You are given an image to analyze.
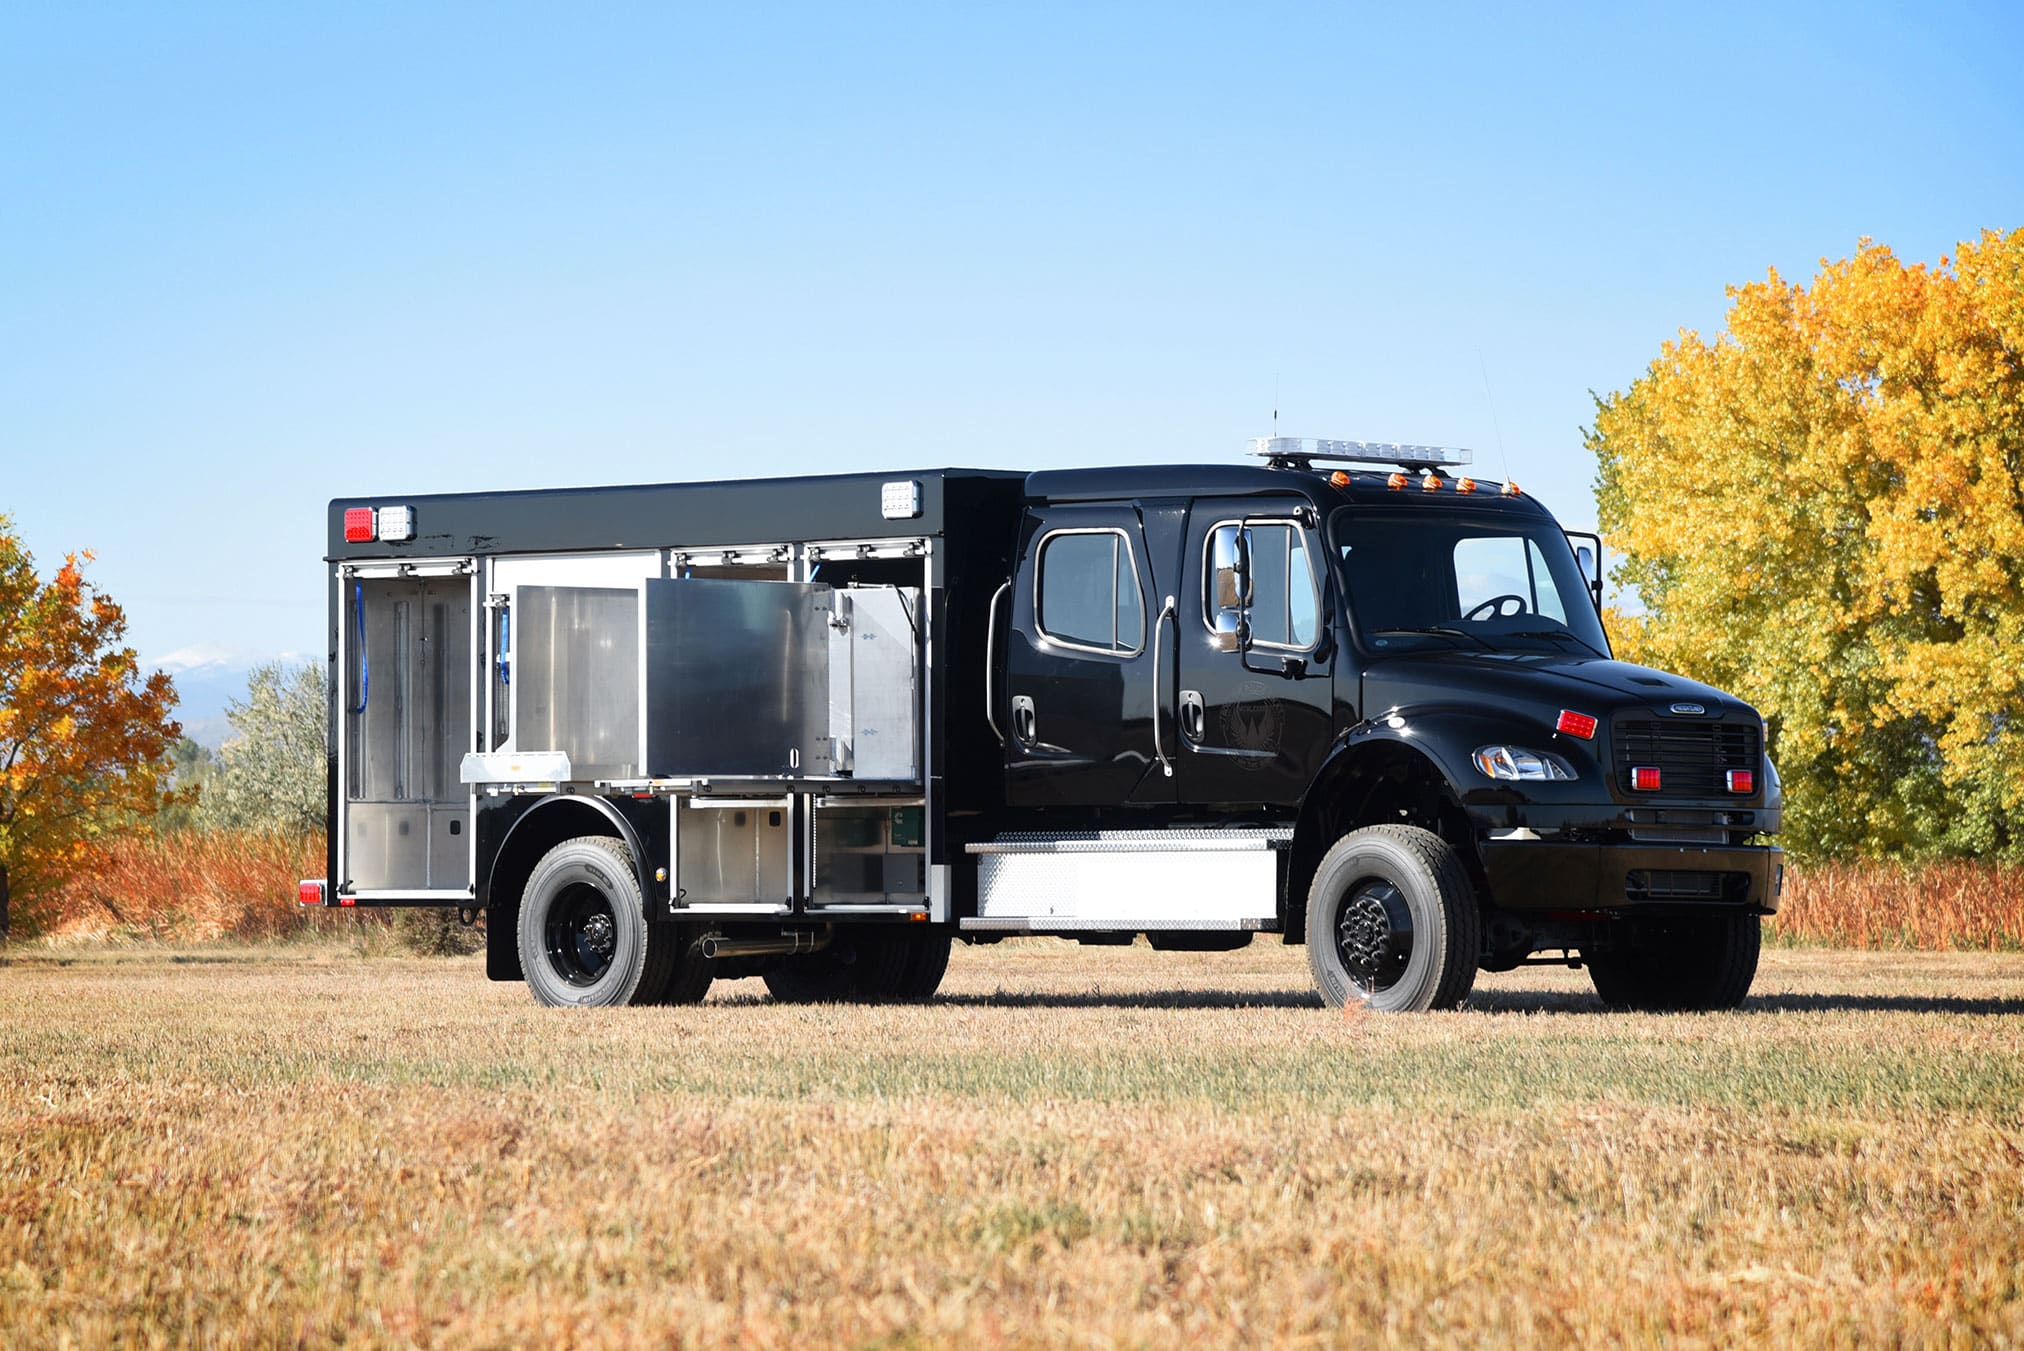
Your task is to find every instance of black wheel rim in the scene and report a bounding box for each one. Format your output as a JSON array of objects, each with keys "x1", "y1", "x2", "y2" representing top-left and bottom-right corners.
[
  {"x1": 1335, "y1": 879, "x2": 1414, "y2": 996},
  {"x1": 544, "y1": 881, "x2": 618, "y2": 986}
]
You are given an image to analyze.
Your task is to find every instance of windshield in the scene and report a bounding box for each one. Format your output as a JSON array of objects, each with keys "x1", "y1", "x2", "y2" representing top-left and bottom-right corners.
[{"x1": 1329, "y1": 509, "x2": 1612, "y2": 658}]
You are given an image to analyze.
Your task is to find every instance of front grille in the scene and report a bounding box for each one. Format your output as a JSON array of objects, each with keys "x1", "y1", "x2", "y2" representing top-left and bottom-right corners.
[
  {"x1": 1625, "y1": 869, "x2": 1752, "y2": 903},
  {"x1": 1613, "y1": 718, "x2": 1760, "y2": 797}
]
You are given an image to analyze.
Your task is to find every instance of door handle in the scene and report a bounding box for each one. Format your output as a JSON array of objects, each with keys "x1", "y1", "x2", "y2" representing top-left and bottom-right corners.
[
  {"x1": 1181, "y1": 689, "x2": 1205, "y2": 742},
  {"x1": 1011, "y1": 694, "x2": 1037, "y2": 744}
]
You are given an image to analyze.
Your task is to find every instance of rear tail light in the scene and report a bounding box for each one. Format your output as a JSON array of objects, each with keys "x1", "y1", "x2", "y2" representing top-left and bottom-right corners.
[
  {"x1": 1556, "y1": 709, "x2": 1598, "y2": 740},
  {"x1": 297, "y1": 879, "x2": 326, "y2": 907},
  {"x1": 343, "y1": 508, "x2": 376, "y2": 542},
  {"x1": 1631, "y1": 767, "x2": 1662, "y2": 792},
  {"x1": 1727, "y1": 769, "x2": 1755, "y2": 794}
]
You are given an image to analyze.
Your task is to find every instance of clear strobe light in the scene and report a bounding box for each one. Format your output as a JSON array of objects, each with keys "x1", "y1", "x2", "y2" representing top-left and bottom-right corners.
[
  {"x1": 881, "y1": 480, "x2": 923, "y2": 519},
  {"x1": 1247, "y1": 437, "x2": 1474, "y2": 469}
]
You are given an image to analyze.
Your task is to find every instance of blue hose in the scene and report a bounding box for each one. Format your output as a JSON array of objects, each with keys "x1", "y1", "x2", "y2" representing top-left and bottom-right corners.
[{"x1": 350, "y1": 582, "x2": 368, "y2": 714}]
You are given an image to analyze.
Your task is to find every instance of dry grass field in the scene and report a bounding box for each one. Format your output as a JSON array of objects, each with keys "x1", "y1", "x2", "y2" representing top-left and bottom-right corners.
[{"x1": 2, "y1": 942, "x2": 2021, "y2": 1347}]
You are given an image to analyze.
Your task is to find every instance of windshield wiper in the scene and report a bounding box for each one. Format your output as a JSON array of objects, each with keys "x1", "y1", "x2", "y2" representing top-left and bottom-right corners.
[
  {"x1": 1505, "y1": 629, "x2": 1608, "y2": 659},
  {"x1": 1374, "y1": 626, "x2": 1496, "y2": 651}
]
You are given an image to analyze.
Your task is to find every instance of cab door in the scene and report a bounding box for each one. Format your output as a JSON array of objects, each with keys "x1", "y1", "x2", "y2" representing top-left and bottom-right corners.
[
  {"x1": 1174, "y1": 498, "x2": 1335, "y2": 806},
  {"x1": 1002, "y1": 504, "x2": 1178, "y2": 807}
]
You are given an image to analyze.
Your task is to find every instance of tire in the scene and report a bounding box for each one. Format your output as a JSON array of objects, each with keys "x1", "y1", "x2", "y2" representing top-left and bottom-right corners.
[
  {"x1": 1585, "y1": 913, "x2": 1760, "y2": 1011},
  {"x1": 1305, "y1": 825, "x2": 1480, "y2": 1012},
  {"x1": 889, "y1": 931, "x2": 952, "y2": 1000},
  {"x1": 641, "y1": 925, "x2": 716, "y2": 1006},
  {"x1": 517, "y1": 836, "x2": 676, "y2": 1008},
  {"x1": 761, "y1": 929, "x2": 950, "y2": 1003}
]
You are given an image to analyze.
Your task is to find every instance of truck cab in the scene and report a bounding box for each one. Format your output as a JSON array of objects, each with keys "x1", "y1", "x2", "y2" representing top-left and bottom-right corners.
[
  {"x1": 308, "y1": 440, "x2": 1781, "y2": 1012},
  {"x1": 985, "y1": 442, "x2": 1780, "y2": 1010}
]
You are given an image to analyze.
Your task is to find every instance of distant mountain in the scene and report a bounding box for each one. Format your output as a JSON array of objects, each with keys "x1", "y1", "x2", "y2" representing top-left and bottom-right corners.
[{"x1": 152, "y1": 645, "x2": 317, "y2": 750}]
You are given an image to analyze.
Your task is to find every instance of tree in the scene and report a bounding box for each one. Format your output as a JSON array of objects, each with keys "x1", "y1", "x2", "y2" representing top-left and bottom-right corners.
[
  {"x1": 200, "y1": 662, "x2": 327, "y2": 833},
  {"x1": 1590, "y1": 229, "x2": 2024, "y2": 861},
  {"x1": 0, "y1": 520, "x2": 180, "y2": 935}
]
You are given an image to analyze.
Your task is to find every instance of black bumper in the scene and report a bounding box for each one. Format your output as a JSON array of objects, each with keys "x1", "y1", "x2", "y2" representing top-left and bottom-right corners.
[{"x1": 1481, "y1": 839, "x2": 1784, "y2": 914}]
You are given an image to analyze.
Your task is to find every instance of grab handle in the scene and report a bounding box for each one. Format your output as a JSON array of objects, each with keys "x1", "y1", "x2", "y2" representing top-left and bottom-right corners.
[
  {"x1": 983, "y1": 581, "x2": 1010, "y2": 744},
  {"x1": 1151, "y1": 595, "x2": 1175, "y2": 778}
]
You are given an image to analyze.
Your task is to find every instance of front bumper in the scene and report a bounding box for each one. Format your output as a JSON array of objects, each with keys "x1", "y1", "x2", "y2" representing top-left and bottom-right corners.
[{"x1": 1481, "y1": 839, "x2": 1784, "y2": 914}]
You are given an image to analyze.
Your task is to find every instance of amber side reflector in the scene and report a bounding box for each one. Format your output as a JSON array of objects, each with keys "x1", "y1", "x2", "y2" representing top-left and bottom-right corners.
[{"x1": 1556, "y1": 709, "x2": 1598, "y2": 739}]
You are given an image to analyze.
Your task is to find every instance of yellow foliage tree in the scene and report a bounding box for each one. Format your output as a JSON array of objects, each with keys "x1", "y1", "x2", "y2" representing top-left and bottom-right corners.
[
  {"x1": 0, "y1": 518, "x2": 182, "y2": 934},
  {"x1": 1591, "y1": 230, "x2": 2024, "y2": 860}
]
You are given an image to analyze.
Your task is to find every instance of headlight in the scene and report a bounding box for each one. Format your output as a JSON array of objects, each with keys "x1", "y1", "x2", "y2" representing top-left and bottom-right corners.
[{"x1": 1472, "y1": 746, "x2": 1576, "y2": 781}]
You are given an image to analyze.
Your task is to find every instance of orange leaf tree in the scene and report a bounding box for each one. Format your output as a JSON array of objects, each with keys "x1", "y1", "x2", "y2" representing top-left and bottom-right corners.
[
  {"x1": 1590, "y1": 230, "x2": 2024, "y2": 861},
  {"x1": 0, "y1": 517, "x2": 181, "y2": 934}
]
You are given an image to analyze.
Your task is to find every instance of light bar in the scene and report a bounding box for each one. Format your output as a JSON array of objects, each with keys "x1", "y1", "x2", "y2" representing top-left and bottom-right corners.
[{"x1": 1247, "y1": 436, "x2": 1474, "y2": 470}]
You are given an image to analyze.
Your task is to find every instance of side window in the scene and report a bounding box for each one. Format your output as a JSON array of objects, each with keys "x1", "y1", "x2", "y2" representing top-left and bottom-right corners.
[
  {"x1": 1215, "y1": 522, "x2": 1320, "y2": 649},
  {"x1": 1037, "y1": 530, "x2": 1144, "y2": 654}
]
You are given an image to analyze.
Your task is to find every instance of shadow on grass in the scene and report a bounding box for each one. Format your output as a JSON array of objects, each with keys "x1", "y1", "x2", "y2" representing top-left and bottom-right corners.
[
  {"x1": 1744, "y1": 992, "x2": 2024, "y2": 1016},
  {"x1": 712, "y1": 986, "x2": 2024, "y2": 1016},
  {"x1": 933, "y1": 988, "x2": 1327, "y2": 1010}
]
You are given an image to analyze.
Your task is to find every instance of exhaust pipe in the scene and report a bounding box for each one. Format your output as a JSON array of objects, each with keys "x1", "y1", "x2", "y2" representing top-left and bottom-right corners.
[{"x1": 700, "y1": 929, "x2": 832, "y2": 961}]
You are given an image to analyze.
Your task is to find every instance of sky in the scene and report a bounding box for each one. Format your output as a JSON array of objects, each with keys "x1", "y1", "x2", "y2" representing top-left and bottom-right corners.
[{"x1": 3, "y1": 1, "x2": 2021, "y2": 712}]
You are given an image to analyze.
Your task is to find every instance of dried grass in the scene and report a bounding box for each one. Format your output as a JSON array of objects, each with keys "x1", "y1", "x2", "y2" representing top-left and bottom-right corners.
[
  {"x1": 0, "y1": 945, "x2": 2019, "y2": 1346},
  {"x1": 1774, "y1": 860, "x2": 2024, "y2": 951},
  {"x1": 31, "y1": 828, "x2": 371, "y2": 945}
]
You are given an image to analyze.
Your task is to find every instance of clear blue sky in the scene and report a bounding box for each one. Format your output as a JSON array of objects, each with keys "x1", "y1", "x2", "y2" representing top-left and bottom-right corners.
[{"x1": 3, "y1": 2, "x2": 2020, "y2": 692}]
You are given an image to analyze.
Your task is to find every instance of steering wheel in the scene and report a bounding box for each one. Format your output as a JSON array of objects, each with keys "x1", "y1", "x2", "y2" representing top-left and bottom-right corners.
[{"x1": 1462, "y1": 593, "x2": 1528, "y2": 622}]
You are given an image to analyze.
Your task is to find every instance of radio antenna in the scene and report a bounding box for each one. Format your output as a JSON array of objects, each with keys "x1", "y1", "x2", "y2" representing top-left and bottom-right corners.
[{"x1": 1475, "y1": 347, "x2": 1512, "y2": 483}]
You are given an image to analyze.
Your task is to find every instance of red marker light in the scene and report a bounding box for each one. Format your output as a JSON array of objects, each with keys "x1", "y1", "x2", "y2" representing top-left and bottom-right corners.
[
  {"x1": 297, "y1": 879, "x2": 325, "y2": 907},
  {"x1": 343, "y1": 507, "x2": 376, "y2": 542},
  {"x1": 1631, "y1": 766, "x2": 1662, "y2": 792},
  {"x1": 1556, "y1": 709, "x2": 1598, "y2": 740},
  {"x1": 1727, "y1": 769, "x2": 1755, "y2": 794}
]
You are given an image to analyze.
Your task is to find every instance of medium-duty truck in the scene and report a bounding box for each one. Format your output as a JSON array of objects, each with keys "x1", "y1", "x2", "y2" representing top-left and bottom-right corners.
[{"x1": 301, "y1": 439, "x2": 1783, "y2": 1012}]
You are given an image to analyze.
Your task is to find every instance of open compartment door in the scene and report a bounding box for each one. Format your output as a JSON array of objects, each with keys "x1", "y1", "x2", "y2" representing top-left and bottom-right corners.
[{"x1": 338, "y1": 563, "x2": 476, "y2": 895}]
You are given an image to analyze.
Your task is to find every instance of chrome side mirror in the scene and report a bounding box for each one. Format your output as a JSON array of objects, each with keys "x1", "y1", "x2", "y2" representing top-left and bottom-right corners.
[
  {"x1": 1209, "y1": 608, "x2": 1247, "y2": 654},
  {"x1": 1211, "y1": 524, "x2": 1251, "y2": 610}
]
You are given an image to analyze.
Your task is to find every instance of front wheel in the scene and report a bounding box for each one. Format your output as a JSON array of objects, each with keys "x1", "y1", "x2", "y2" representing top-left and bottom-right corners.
[
  {"x1": 1585, "y1": 914, "x2": 1760, "y2": 1011},
  {"x1": 1305, "y1": 825, "x2": 1480, "y2": 1012}
]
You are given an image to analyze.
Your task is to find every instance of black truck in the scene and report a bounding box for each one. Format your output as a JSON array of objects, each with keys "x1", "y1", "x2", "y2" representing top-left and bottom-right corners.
[{"x1": 303, "y1": 439, "x2": 1782, "y2": 1012}]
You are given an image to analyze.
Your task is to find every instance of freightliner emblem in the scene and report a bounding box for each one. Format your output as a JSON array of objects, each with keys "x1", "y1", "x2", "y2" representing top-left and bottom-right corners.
[{"x1": 1669, "y1": 702, "x2": 1707, "y2": 716}]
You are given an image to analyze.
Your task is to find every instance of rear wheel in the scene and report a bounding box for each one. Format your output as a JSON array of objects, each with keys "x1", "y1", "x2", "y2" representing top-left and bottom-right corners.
[
  {"x1": 517, "y1": 836, "x2": 676, "y2": 1007},
  {"x1": 641, "y1": 925, "x2": 716, "y2": 1006},
  {"x1": 762, "y1": 929, "x2": 951, "y2": 1003},
  {"x1": 1305, "y1": 825, "x2": 1479, "y2": 1012},
  {"x1": 1586, "y1": 913, "x2": 1760, "y2": 1011}
]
